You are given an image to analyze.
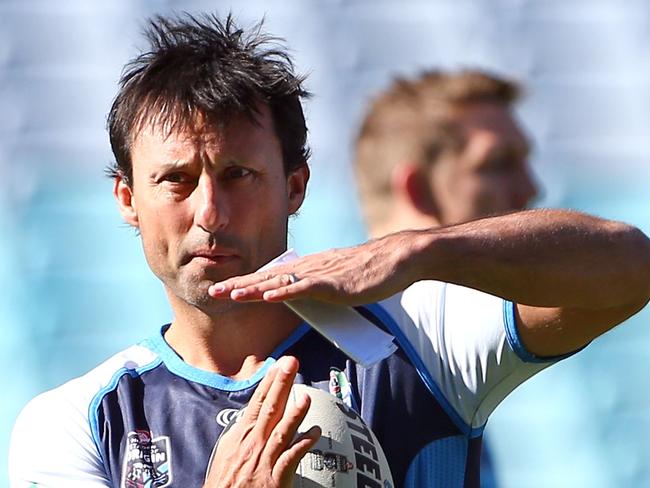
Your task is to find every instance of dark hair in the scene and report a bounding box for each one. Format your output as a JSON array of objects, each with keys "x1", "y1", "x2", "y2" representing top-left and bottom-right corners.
[{"x1": 106, "y1": 13, "x2": 310, "y2": 185}]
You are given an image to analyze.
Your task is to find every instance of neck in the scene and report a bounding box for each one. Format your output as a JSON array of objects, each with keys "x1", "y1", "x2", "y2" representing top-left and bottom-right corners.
[
  {"x1": 371, "y1": 209, "x2": 442, "y2": 239},
  {"x1": 163, "y1": 294, "x2": 302, "y2": 380}
]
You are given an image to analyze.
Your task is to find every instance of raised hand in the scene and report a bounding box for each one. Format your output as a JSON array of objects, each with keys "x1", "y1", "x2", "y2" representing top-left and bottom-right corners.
[
  {"x1": 209, "y1": 231, "x2": 423, "y2": 305},
  {"x1": 203, "y1": 356, "x2": 321, "y2": 488}
]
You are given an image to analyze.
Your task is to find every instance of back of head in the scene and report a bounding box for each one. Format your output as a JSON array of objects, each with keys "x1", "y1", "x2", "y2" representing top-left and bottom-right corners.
[
  {"x1": 354, "y1": 69, "x2": 520, "y2": 232},
  {"x1": 106, "y1": 13, "x2": 310, "y2": 186}
]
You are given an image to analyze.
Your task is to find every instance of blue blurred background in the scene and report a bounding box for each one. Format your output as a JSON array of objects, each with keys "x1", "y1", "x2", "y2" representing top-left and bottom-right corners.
[{"x1": 1, "y1": 1, "x2": 649, "y2": 486}]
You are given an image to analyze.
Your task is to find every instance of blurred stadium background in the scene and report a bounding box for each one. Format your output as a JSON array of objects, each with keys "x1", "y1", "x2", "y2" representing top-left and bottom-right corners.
[{"x1": 1, "y1": 1, "x2": 649, "y2": 486}]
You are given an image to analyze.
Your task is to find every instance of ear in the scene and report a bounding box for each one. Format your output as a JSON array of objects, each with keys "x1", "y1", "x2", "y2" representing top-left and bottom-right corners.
[
  {"x1": 113, "y1": 176, "x2": 140, "y2": 227},
  {"x1": 287, "y1": 164, "x2": 310, "y2": 215},
  {"x1": 391, "y1": 162, "x2": 437, "y2": 217}
]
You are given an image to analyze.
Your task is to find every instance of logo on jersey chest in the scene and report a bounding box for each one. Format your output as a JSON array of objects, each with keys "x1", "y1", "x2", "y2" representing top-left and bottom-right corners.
[
  {"x1": 216, "y1": 408, "x2": 244, "y2": 428},
  {"x1": 121, "y1": 430, "x2": 172, "y2": 488},
  {"x1": 329, "y1": 367, "x2": 353, "y2": 408}
]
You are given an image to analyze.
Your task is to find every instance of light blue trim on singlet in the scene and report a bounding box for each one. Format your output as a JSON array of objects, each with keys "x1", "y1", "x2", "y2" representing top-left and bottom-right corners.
[
  {"x1": 404, "y1": 435, "x2": 468, "y2": 488},
  {"x1": 503, "y1": 301, "x2": 585, "y2": 363},
  {"x1": 361, "y1": 303, "x2": 483, "y2": 438},
  {"x1": 142, "y1": 325, "x2": 272, "y2": 391},
  {"x1": 141, "y1": 322, "x2": 311, "y2": 391},
  {"x1": 88, "y1": 357, "x2": 163, "y2": 474}
]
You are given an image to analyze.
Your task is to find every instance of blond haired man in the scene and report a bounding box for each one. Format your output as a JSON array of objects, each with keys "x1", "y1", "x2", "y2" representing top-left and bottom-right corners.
[
  {"x1": 356, "y1": 70, "x2": 537, "y2": 237},
  {"x1": 355, "y1": 70, "x2": 539, "y2": 487}
]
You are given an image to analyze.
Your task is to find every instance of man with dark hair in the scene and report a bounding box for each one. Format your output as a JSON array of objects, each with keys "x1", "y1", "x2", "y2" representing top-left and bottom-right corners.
[
  {"x1": 9, "y1": 13, "x2": 650, "y2": 488},
  {"x1": 106, "y1": 14, "x2": 311, "y2": 185},
  {"x1": 354, "y1": 69, "x2": 538, "y2": 486}
]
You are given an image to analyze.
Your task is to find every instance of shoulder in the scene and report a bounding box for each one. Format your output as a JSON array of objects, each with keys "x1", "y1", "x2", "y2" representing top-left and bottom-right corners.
[
  {"x1": 45, "y1": 343, "x2": 161, "y2": 421},
  {"x1": 9, "y1": 344, "x2": 159, "y2": 487},
  {"x1": 78, "y1": 343, "x2": 162, "y2": 405},
  {"x1": 376, "y1": 279, "x2": 506, "y2": 337},
  {"x1": 372, "y1": 281, "x2": 557, "y2": 431},
  {"x1": 376, "y1": 280, "x2": 446, "y2": 324}
]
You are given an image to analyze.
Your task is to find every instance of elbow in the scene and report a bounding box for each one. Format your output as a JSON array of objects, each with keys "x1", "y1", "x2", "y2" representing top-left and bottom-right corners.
[
  {"x1": 616, "y1": 222, "x2": 650, "y2": 302},
  {"x1": 597, "y1": 220, "x2": 650, "y2": 309},
  {"x1": 631, "y1": 225, "x2": 650, "y2": 293}
]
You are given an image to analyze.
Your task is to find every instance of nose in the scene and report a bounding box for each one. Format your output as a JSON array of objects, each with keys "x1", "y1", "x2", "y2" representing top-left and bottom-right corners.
[
  {"x1": 194, "y1": 172, "x2": 229, "y2": 233},
  {"x1": 516, "y1": 164, "x2": 540, "y2": 209}
]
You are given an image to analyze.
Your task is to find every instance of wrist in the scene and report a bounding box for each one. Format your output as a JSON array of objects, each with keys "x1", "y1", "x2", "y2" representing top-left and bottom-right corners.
[
  {"x1": 389, "y1": 228, "x2": 441, "y2": 285},
  {"x1": 403, "y1": 227, "x2": 460, "y2": 284}
]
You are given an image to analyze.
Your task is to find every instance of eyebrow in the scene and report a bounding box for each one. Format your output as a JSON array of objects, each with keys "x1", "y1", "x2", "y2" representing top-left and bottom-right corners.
[{"x1": 146, "y1": 158, "x2": 198, "y2": 175}]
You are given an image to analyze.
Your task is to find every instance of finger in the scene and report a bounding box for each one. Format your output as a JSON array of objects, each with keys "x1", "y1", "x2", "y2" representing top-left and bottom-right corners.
[
  {"x1": 263, "y1": 390, "x2": 312, "y2": 462},
  {"x1": 261, "y1": 279, "x2": 310, "y2": 302},
  {"x1": 230, "y1": 273, "x2": 300, "y2": 301},
  {"x1": 208, "y1": 268, "x2": 298, "y2": 298},
  {"x1": 208, "y1": 271, "x2": 276, "y2": 298},
  {"x1": 206, "y1": 363, "x2": 288, "y2": 486},
  {"x1": 262, "y1": 277, "x2": 327, "y2": 302},
  {"x1": 255, "y1": 356, "x2": 299, "y2": 438},
  {"x1": 273, "y1": 425, "x2": 322, "y2": 485},
  {"x1": 239, "y1": 358, "x2": 281, "y2": 425}
]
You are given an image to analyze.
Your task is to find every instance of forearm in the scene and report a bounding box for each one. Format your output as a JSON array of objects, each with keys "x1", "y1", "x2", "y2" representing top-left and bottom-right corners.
[
  {"x1": 212, "y1": 208, "x2": 649, "y2": 313},
  {"x1": 407, "y1": 208, "x2": 650, "y2": 310},
  {"x1": 211, "y1": 208, "x2": 648, "y2": 356}
]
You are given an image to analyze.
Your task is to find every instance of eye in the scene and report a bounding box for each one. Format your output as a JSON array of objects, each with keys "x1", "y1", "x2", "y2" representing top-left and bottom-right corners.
[
  {"x1": 479, "y1": 151, "x2": 520, "y2": 174},
  {"x1": 222, "y1": 166, "x2": 254, "y2": 180},
  {"x1": 489, "y1": 158, "x2": 515, "y2": 172},
  {"x1": 159, "y1": 172, "x2": 196, "y2": 184}
]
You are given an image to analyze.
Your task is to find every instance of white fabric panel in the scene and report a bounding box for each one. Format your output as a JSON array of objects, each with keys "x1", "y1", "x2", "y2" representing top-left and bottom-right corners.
[
  {"x1": 381, "y1": 281, "x2": 551, "y2": 429},
  {"x1": 9, "y1": 345, "x2": 158, "y2": 488}
]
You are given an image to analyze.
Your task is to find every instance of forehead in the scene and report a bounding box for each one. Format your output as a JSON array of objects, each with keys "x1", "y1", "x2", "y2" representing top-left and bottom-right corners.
[
  {"x1": 130, "y1": 104, "x2": 281, "y2": 162},
  {"x1": 453, "y1": 102, "x2": 528, "y2": 145}
]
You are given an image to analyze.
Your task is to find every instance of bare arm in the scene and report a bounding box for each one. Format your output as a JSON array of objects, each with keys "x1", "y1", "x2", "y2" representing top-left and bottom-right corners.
[
  {"x1": 410, "y1": 209, "x2": 650, "y2": 355},
  {"x1": 210, "y1": 209, "x2": 650, "y2": 357}
]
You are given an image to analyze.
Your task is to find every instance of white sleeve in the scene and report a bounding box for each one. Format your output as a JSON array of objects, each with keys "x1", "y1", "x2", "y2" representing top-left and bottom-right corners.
[
  {"x1": 9, "y1": 388, "x2": 111, "y2": 487},
  {"x1": 377, "y1": 281, "x2": 569, "y2": 432}
]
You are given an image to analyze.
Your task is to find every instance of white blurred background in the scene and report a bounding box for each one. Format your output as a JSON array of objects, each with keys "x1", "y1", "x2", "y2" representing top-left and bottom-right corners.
[{"x1": 1, "y1": 1, "x2": 649, "y2": 486}]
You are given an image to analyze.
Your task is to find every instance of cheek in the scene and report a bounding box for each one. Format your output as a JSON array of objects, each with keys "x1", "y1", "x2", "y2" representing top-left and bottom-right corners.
[
  {"x1": 139, "y1": 220, "x2": 171, "y2": 270},
  {"x1": 137, "y1": 205, "x2": 188, "y2": 258},
  {"x1": 248, "y1": 179, "x2": 290, "y2": 221},
  {"x1": 468, "y1": 175, "x2": 512, "y2": 210},
  {"x1": 253, "y1": 198, "x2": 289, "y2": 236},
  {"x1": 244, "y1": 188, "x2": 290, "y2": 253}
]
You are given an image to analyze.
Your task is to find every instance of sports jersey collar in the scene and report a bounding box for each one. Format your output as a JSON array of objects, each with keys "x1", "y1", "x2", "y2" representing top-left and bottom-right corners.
[{"x1": 141, "y1": 323, "x2": 311, "y2": 391}]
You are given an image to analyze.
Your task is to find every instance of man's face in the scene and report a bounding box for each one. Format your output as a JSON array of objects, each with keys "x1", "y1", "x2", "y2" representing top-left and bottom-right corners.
[
  {"x1": 114, "y1": 106, "x2": 308, "y2": 311},
  {"x1": 427, "y1": 102, "x2": 538, "y2": 225}
]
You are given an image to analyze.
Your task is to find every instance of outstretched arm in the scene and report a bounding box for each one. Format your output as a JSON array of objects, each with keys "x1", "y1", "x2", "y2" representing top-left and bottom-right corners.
[{"x1": 210, "y1": 209, "x2": 650, "y2": 357}]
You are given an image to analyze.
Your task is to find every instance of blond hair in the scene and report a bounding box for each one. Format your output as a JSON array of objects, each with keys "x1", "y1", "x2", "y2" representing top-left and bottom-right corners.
[{"x1": 354, "y1": 69, "x2": 521, "y2": 229}]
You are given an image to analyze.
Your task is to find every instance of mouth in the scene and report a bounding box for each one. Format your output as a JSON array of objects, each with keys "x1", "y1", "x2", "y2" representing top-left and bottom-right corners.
[
  {"x1": 191, "y1": 254, "x2": 237, "y2": 265},
  {"x1": 184, "y1": 249, "x2": 239, "y2": 266}
]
